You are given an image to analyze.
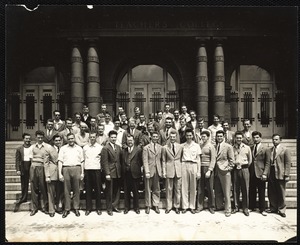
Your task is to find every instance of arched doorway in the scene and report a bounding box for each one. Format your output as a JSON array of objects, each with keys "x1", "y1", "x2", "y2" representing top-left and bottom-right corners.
[{"x1": 117, "y1": 64, "x2": 178, "y2": 118}]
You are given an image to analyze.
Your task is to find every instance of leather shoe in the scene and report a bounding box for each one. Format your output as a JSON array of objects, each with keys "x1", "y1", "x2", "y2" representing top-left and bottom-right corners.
[
  {"x1": 145, "y1": 207, "x2": 150, "y2": 214},
  {"x1": 96, "y1": 210, "x2": 102, "y2": 215},
  {"x1": 243, "y1": 209, "x2": 249, "y2": 216},
  {"x1": 209, "y1": 208, "x2": 215, "y2": 214},
  {"x1": 231, "y1": 208, "x2": 238, "y2": 214},
  {"x1": 30, "y1": 210, "x2": 38, "y2": 216},
  {"x1": 49, "y1": 213, "x2": 55, "y2": 217},
  {"x1": 62, "y1": 211, "x2": 70, "y2": 218},
  {"x1": 182, "y1": 209, "x2": 187, "y2": 214},
  {"x1": 135, "y1": 209, "x2": 140, "y2": 214},
  {"x1": 266, "y1": 209, "x2": 277, "y2": 213},
  {"x1": 278, "y1": 211, "x2": 286, "y2": 218},
  {"x1": 85, "y1": 210, "x2": 91, "y2": 216},
  {"x1": 113, "y1": 207, "x2": 121, "y2": 213},
  {"x1": 165, "y1": 209, "x2": 171, "y2": 214},
  {"x1": 42, "y1": 209, "x2": 49, "y2": 215},
  {"x1": 154, "y1": 206, "x2": 160, "y2": 214},
  {"x1": 13, "y1": 203, "x2": 20, "y2": 213},
  {"x1": 260, "y1": 211, "x2": 267, "y2": 216},
  {"x1": 195, "y1": 208, "x2": 203, "y2": 213},
  {"x1": 74, "y1": 210, "x2": 80, "y2": 217},
  {"x1": 107, "y1": 210, "x2": 113, "y2": 216},
  {"x1": 225, "y1": 212, "x2": 231, "y2": 217},
  {"x1": 56, "y1": 209, "x2": 63, "y2": 215},
  {"x1": 124, "y1": 209, "x2": 129, "y2": 214},
  {"x1": 190, "y1": 209, "x2": 196, "y2": 214},
  {"x1": 175, "y1": 208, "x2": 180, "y2": 214}
]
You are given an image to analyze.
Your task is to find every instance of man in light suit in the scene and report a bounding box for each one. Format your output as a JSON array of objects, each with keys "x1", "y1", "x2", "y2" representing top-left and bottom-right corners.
[
  {"x1": 241, "y1": 119, "x2": 254, "y2": 147},
  {"x1": 44, "y1": 119, "x2": 57, "y2": 145},
  {"x1": 266, "y1": 134, "x2": 291, "y2": 217},
  {"x1": 60, "y1": 118, "x2": 74, "y2": 145},
  {"x1": 101, "y1": 130, "x2": 122, "y2": 216},
  {"x1": 122, "y1": 135, "x2": 143, "y2": 214},
  {"x1": 159, "y1": 117, "x2": 179, "y2": 146},
  {"x1": 249, "y1": 131, "x2": 270, "y2": 216},
  {"x1": 53, "y1": 110, "x2": 66, "y2": 132},
  {"x1": 162, "y1": 131, "x2": 183, "y2": 214},
  {"x1": 214, "y1": 130, "x2": 235, "y2": 217},
  {"x1": 222, "y1": 120, "x2": 235, "y2": 145},
  {"x1": 143, "y1": 131, "x2": 163, "y2": 214}
]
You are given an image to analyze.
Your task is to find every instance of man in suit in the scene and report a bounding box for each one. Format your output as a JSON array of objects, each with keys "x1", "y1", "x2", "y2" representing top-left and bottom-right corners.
[
  {"x1": 180, "y1": 105, "x2": 191, "y2": 122},
  {"x1": 162, "y1": 103, "x2": 174, "y2": 121},
  {"x1": 44, "y1": 119, "x2": 57, "y2": 145},
  {"x1": 96, "y1": 124, "x2": 109, "y2": 146},
  {"x1": 60, "y1": 118, "x2": 74, "y2": 145},
  {"x1": 53, "y1": 110, "x2": 66, "y2": 132},
  {"x1": 208, "y1": 114, "x2": 223, "y2": 146},
  {"x1": 155, "y1": 110, "x2": 164, "y2": 131},
  {"x1": 130, "y1": 106, "x2": 141, "y2": 125},
  {"x1": 72, "y1": 112, "x2": 82, "y2": 135},
  {"x1": 162, "y1": 131, "x2": 183, "y2": 214},
  {"x1": 173, "y1": 109, "x2": 181, "y2": 131},
  {"x1": 14, "y1": 133, "x2": 32, "y2": 212},
  {"x1": 112, "y1": 117, "x2": 125, "y2": 148},
  {"x1": 122, "y1": 135, "x2": 143, "y2": 214},
  {"x1": 266, "y1": 134, "x2": 291, "y2": 217},
  {"x1": 249, "y1": 131, "x2": 270, "y2": 216},
  {"x1": 143, "y1": 131, "x2": 163, "y2": 214},
  {"x1": 186, "y1": 110, "x2": 198, "y2": 134},
  {"x1": 81, "y1": 105, "x2": 92, "y2": 129},
  {"x1": 241, "y1": 119, "x2": 254, "y2": 147},
  {"x1": 178, "y1": 116, "x2": 191, "y2": 144},
  {"x1": 101, "y1": 130, "x2": 122, "y2": 216},
  {"x1": 89, "y1": 117, "x2": 98, "y2": 132},
  {"x1": 159, "y1": 117, "x2": 179, "y2": 146},
  {"x1": 214, "y1": 130, "x2": 235, "y2": 217},
  {"x1": 222, "y1": 120, "x2": 235, "y2": 145},
  {"x1": 231, "y1": 131, "x2": 252, "y2": 216},
  {"x1": 194, "y1": 117, "x2": 210, "y2": 145},
  {"x1": 122, "y1": 119, "x2": 143, "y2": 149}
]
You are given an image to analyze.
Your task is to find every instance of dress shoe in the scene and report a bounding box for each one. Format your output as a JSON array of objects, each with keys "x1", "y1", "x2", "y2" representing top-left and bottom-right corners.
[
  {"x1": 209, "y1": 208, "x2": 215, "y2": 214},
  {"x1": 135, "y1": 209, "x2": 140, "y2": 214},
  {"x1": 190, "y1": 209, "x2": 196, "y2": 214},
  {"x1": 278, "y1": 211, "x2": 286, "y2": 218},
  {"x1": 154, "y1": 206, "x2": 160, "y2": 214},
  {"x1": 175, "y1": 208, "x2": 180, "y2": 214},
  {"x1": 231, "y1": 208, "x2": 239, "y2": 214},
  {"x1": 96, "y1": 210, "x2": 102, "y2": 215},
  {"x1": 62, "y1": 211, "x2": 70, "y2": 218},
  {"x1": 195, "y1": 208, "x2": 203, "y2": 213},
  {"x1": 145, "y1": 207, "x2": 150, "y2": 214},
  {"x1": 49, "y1": 213, "x2": 55, "y2": 217},
  {"x1": 56, "y1": 210, "x2": 63, "y2": 215},
  {"x1": 30, "y1": 210, "x2": 38, "y2": 216},
  {"x1": 182, "y1": 209, "x2": 187, "y2": 214},
  {"x1": 42, "y1": 209, "x2": 49, "y2": 215},
  {"x1": 243, "y1": 209, "x2": 249, "y2": 216},
  {"x1": 124, "y1": 209, "x2": 129, "y2": 214},
  {"x1": 165, "y1": 209, "x2": 171, "y2": 214},
  {"x1": 225, "y1": 212, "x2": 231, "y2": 217},
  {"x1": 13, "y1": 203, "x2": 20, "y2": 213},
  {"x1": 266, "y1": 209, "x2": 277, "y2": 213},
  {"x1": 74, "y1": 210, "x2": 80, "y2": 217},
  {"x1": 260, "y1": 211, "x2": 267, "y2": 216},
  {"x1": 107, "y1": 210, "x2": 113, "y2": 216},
  {"x1": 113, "y1": 207, "x2": 121, "y2": 213},
  {"x1": 85, "y1": 210, "x2": 91, "y2": 216}
]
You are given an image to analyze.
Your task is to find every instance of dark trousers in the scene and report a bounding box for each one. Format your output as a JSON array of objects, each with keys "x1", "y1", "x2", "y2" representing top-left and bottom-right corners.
[
  {"x1": 268, "y1": 166, "x2": 287, "y2": 213},
  {"x1": 47, "y1": 181, "x2": 57, "y2": 214},
  {"x1": 232, "y1": 168, "x2": 250, "y2": 211},
  {"x1": 197, "y1": 166, "x2": 214, "y2": 210},
  {"x1": 124, "y1": 170, "x2": 140, "y2": 210},
  {"x1": 105, "y1": 178, "x2": 121, "y2": 211},
  {"x1": 56, "y1": 181, "x2": 64, "y2": 210},
  {"x1": 30, "y1": 165, "x2": 48, "y2": 211},
  {"x1": 249, "y1": 173, "x2": 266, "y2": 212},
  {"x1": 85, "y1": 169, "x2": 102, "y2": 211},
  {"x1": 20, "y1": 161, "x2": 31, "y2": 202},
  {"x1": 63, "y1": 166, "x2": 81, "y2": 211}
]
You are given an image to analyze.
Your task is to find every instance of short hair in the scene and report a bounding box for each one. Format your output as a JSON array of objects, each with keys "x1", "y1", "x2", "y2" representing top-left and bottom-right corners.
[
  {"x1": 22, "y1": 133, "x2": 31, "y2": 139},
  {"x1": 90, "y1": 117, "x2": 97, "y2": 121},
  {"x1": 89, "y1": 131, "x2": 97, "y2": 136},
  {"x1": 252, "y1": 131, "x2": 262, "y2": 138},
  {"x1": 80, "y1": 122, "x2": 88, "y2": 127},
  {"x1": 74, "y1": 112, "x2": 81, "y2": 117},
  {"x1": 169, "y1": 130, "x2": 177, "y2": 136},
  {"x1": 213, "y1": 114, "x2": 220, "y2": 119},
  {"x1": 151, "y1": 131, "x2": 159, "y2": 137},
  {"x1": 47, "y1": 119, "x2": 54, "y2": 124},
  {"x1": 197, "y1": 117, "x2": 204, "y2": 122},
  {"x1": 235, "y1": 131, "x2": 244, "y2": 137},
  {"x1": 189, "y1": 110, "x2": 196, "y2": 114},
  {"x1": 66, "y1": 117, "x2": 73, "y2": 123},
  {"x1": 222, "y1": 120, "x2": 229, "y2": 125},
  {"x1": 173, "y1": 109, "x2": 179, "y2": 113},
  {"x1": 185, "y1": 128, "x2": 194, "y2": 135},
  {"x1": 156, "y1": 110, "x2": 163, "y2": 114},
  {"x1": 126, "y1": 135, "x2": 134, "y2": 140},
  {"x1": 119, "y1": 112, "x2": 126, "y2": 116},
  {"x1": 105, "y1": 112, "x2": 111, "y2": 117},
  {"x1": 113, "y1": 116, "x2": 121, "y2": 122},
  {"x1": 53, "y1": 110, "x2": 60, "y2": 115},
  {"x1": 179, "y1": 116, "x2": 186, "y2": 121},
  {"x1": 97, "y1": 124, "x2": 104, "y2": 129},
  {"x1": 243, "y1": 119, "x2": 251, "y2": 124},
  {"x1": 165, "y1": 117, "x2": 173, "y2": 121},
  {"x1": 215, "y1": 130, "x2": 225, "y2": 136},
  {"x1": 35, "y1": 130, "x2": 45, "y2": 137},
  {"x1": 164, "y1": 103, "x2": 170, "y2": 107},
  {"x1": 134, "y1": 106, "x2": 140, "y2": 111},
  {"x1": 53, "y1": 134, "x2": 62, "y2": 141},
  {"x1": 200, "y1": 130, "x2": 210, "y2": 137},
  {"x1": 108, "y1": 130, "x2": 118, "y2": 137},
  {"x1": 128, "y1": 118, "x2": 136, "y2": 124},
  {"x1": 272, "y1": 133, "x2": 282, "y2": 140},
  {"x1": 66, "y1": 132, "x2": 75, "y2": 139},
  {"x1": 101, "y1": 103, "x2": 107, "y2": 107}
]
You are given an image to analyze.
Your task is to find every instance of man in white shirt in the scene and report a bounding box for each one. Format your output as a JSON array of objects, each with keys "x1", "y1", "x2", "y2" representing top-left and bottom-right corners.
[
  {"x1": 53, "y1": 110, "x2": 65, "y2": 132},
  {"x1": 96, "y1": 124, "x2": 109, "y2": 146},
  {"x1": 241, "y1": 119, "x2": 254, "y2": 147},
  {"x1": 75, "y1": 122, "x2": 90, "y2": 147},
  {"x1": 180, "y1": 105, "x2": 191, "y2": 122},
  {"x1": 208, "y1": 114, "x2": 223, "y2": 146},
  {"x1": 162, "y1": 103, "x2": 174, "y2": 121},
  {"x1": 173, "y1": 109, "x2": 181, "y2": 131},
  {"x1": 112, "y1": 117, "x2": 125, "y2": 147},
  {"x1": 103, "y1": 112, "x2": 114, "y2": 136}
]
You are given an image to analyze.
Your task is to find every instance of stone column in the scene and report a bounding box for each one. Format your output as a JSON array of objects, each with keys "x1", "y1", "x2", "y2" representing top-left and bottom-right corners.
[
  {"x1": 71, "y1": 44, "x2": 84, "y2": 114},
  {"x1": 213, "y1": 42, "x2": 225, "y2": 119},
  {"x1": 86, "y1": 41, "x2": 101, "y2": 116},
  {"x1": 196, "y1": 42, "x2": 208, "y2": 123}
]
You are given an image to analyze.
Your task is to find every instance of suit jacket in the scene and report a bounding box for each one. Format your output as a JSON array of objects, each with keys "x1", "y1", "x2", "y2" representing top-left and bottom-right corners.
[
  {"x1": 224, "y1": 130, "x2": 235, "y2": 145},
  {"x1": 122, "y1": 146, "x2": 143, "y2": 179},
  {"x1": 242, "y1": 130, "x2": 254, "y2": 147},
  {"x1": 186, "y1": 120, "x2": 198, "y2": 132},
  {"x1": 59, "y1": 128, "x2": 73, "y2": 145},
  {"x1": 53, "y1": 120, "x2": 66, "y2": 132},
  {"x1": 250, "y1": 144, "x2": 270, "y2": 178},
  {"x1": 44, "y1": 146, "x2": 59, "y2": 181},
  {"x1": 44, "y1": 129, "x2": 57, "y2": 145},
  {"x1": 15, "y1": 145, "x2": 31, "y2": 173},
  {"x1": 101, "y1": 143, "x2": 122, "y2": 178},
  {"x1": 143, "y1": 143, "x2": 163, "y2": 178},
  {"x1": 268, "y1": 144, "x2": 291, "y2": 180},
  {"x1": 122, "y1": 129, "x2": 143, "y2": 148},
  {"x1": 162, "y1": 142, "x2": 183, "y2": 178},
  {"x1": 81, "y1": 114, "x2": 92, "y2": 128},
  {"x1": 215, "y1": 142, "x2": 235, "y2": 175},
  {"x1": 159, "y1": 127, "x2": 180, "y2": 146}
]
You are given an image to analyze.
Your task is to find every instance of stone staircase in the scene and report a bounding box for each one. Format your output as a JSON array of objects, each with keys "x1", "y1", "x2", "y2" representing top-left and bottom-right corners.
[{"x1": 5, "y1": 140, "x2": 297, "y2": 211}]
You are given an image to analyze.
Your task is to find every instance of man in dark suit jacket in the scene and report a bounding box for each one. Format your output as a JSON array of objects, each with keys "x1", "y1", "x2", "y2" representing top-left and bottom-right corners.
[
  {"x1": 178, "y1": 116, "x2": 192, "y2": 144},
  {"x1": 222, "y1": 121, "x2": 235, "y2": 145},
  {"x1": 101, "y1": 130, "x2": 122, "y2": 216},
  {"x1": 14, "y1": 133, "x2": 32, "y2": 211},
  {"x1": 122, "y1": 135, "x2": 143, "y2": 214},
  {"x1": 266, "y1": 134, "x2": 291, "y2": 217},
  {"x1": 80, "y1": 105, "x2": 92, "y2": 129},
  {"x1": 159, "y1": 117, "x2": 179, "y2": 146},
  {"x1": 249, "y1": 131, "x2": 270, "y2": 216},
  {"x1": 44, "y1": 119, "x2": 57, "y2": 145},
  {"x1": 122, "y1": 119, "x2": 143, "y2": 149}
]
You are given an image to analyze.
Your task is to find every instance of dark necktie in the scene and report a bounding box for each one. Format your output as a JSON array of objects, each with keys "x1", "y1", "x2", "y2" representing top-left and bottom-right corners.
[
  {"x1": 154, "y1": 143, "x2": 156, "y2": 154},
  {"x1": 273, "y1": 146, "x2": 277, "y2": 164},
  {"x1": 57, "y1": 147, "x2": 60, "y2": 153},
  {"x1": 217, "y1": 144, "x2": 220, "y2": 154},
  {"x1": 254, "y1": 144, "x2": 258, "y2": 156},
  {"x1": 172, "y1": 143, "x2": 175, "y2": 155},
  {"x1": 225, "y1": 132, "x2": 228, "y2": 142},
  {"x1": 166, "y1": 129, "x2": 168, "y2": 137}
]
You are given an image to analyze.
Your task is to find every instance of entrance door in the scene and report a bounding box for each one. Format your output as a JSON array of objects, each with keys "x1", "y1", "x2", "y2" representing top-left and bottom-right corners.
[
  {"x1": 238, "y1": 83, "x2": 285, "y2": 137},
  {"x1": 130, "y1": 82, "x2": 165, "y2": 118},
  {"x1": 22, "y1": 84, "x2": 56, "y2": 136}
]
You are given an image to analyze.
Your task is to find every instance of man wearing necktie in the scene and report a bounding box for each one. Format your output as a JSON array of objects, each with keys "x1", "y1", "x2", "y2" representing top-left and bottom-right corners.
[
  {"x1": 266, "y1": 134, "x2": 291, "y2": 217},
  {"x1": 59, "y1": 118, "x2": 74, "y2": 145},
  {"x1": 162, "y1": 131, "x2": 183, "y2": 214},
  {"x1": 122, "y1": 119, "x2": 143, "y2": 149},
  {"x1": 159, "y1": 117, "x2": 179, "y2": 146},
  {"x1": 249, "y1": 131, "x2": 270, "y2": 216},
  {"x1": 44, "y1": 119, "x2": 56, "y2": 145}
]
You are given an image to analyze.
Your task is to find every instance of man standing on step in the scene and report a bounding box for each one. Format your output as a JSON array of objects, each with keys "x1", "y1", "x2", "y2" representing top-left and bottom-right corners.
[{"x1": 14, "y1": 133, "x2": 32, "y2": 212}]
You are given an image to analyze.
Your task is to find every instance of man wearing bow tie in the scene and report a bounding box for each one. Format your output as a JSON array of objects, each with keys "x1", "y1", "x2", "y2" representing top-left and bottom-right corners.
[{"x1": 266, "y1": 134, "x2": 291, "y2": 218}]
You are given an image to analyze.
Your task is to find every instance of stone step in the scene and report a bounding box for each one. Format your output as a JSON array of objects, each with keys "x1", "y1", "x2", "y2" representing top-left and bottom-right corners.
[
  {"x1": 6, "y1": 183, "x2": 31, "y2": 191},
  {"x1": 5, "y1": 164, "x2": 16, "y2": 170}
]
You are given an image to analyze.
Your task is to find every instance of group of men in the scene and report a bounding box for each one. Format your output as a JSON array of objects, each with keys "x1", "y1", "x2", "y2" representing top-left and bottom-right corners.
[{"x1": 15, "y1": 104, "x2": 291, "y2": 218}]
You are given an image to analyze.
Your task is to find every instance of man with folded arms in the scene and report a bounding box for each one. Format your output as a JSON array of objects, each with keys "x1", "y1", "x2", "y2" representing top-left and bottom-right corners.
[
  {"x1": 162, "y1": 130, "x2": 183, "y2": 214},
  {"x1": 231, "y1": 131, "x2": 252, "y2": 216},
  {"x1": 58, "y1": 133, "x2": 84, "y2": 218}
]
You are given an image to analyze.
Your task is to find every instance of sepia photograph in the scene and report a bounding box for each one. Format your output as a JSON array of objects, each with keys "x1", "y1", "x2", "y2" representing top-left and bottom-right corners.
[{"x1": 5, "y1": 4, "x2": 297, "y2": 242}]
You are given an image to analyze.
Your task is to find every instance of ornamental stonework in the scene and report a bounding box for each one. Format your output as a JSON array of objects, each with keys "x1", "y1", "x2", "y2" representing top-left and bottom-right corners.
[
  {"x1": 213, "y1": 96, "x2": 225, "y2": 102},
  {"x1": 71, "y1": 77, "x2": 84, "y2": 83}
]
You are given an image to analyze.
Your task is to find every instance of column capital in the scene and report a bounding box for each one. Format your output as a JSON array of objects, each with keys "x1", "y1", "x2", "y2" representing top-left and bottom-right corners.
[{"x1": 212, "y1": 37, "x2": 227, "y2": 46}]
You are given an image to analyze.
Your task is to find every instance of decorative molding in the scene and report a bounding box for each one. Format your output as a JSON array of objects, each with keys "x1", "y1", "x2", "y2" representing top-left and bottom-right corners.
[
  {"x1": 214, "y1": 56, "x2": 224, "y2": 62},
  {"x1": 214, "y1": 75, "x2": 225, "y2": 82},
  {"x1": 87, "y1": 56, "x2": 99, "y2": 63},
  {"x1": 196, "y1": 56, "x2": 207, "y2": 62},
  {"x1": 71, "y1": 77, "x2": 84, "y2": 83},
  {"x1": 71, "y1": 57, "x2": 83, "y2": 63},
  {"x1": 196, "y1": 75, "x2": 208, "y2": 82},
  {"x1": 197, "y1": 96, "x2": 209, "y2": 102},
  {"x1": 87, "y1": 97, "x2": 102, "y2": 103},
  {"x1": 87, "y1": 76, "x2": 100, "y2": 83},
  {"x1": 71, "y1": 97, "x2": 84, "y2": 103},
  {"x1": 213, "y1": 96, "x2": 225, "y2": 102}
]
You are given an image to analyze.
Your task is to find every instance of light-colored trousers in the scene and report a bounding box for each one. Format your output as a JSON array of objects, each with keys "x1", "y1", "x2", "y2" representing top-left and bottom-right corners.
[
  {"x1": 165, "y1": 176, "x2": 182, "y2": 210},
  {"x1": 181, "y1": 162, "x2": 197, "y2": 209}
]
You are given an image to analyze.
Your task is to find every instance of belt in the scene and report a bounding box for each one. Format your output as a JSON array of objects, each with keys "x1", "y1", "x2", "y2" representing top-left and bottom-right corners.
[
  {"x1": 236, "y1": 164, "x2": 248, "y2": 169},
  {"x1": 183, "y1": 161, "x2": 197, "y2": 164},
  {"x1": 63, "y1": 165, "x2": 81, "y2": 167},
  {"x1": 270, "y1": 165, "x2": 275, "y2": 167}
]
